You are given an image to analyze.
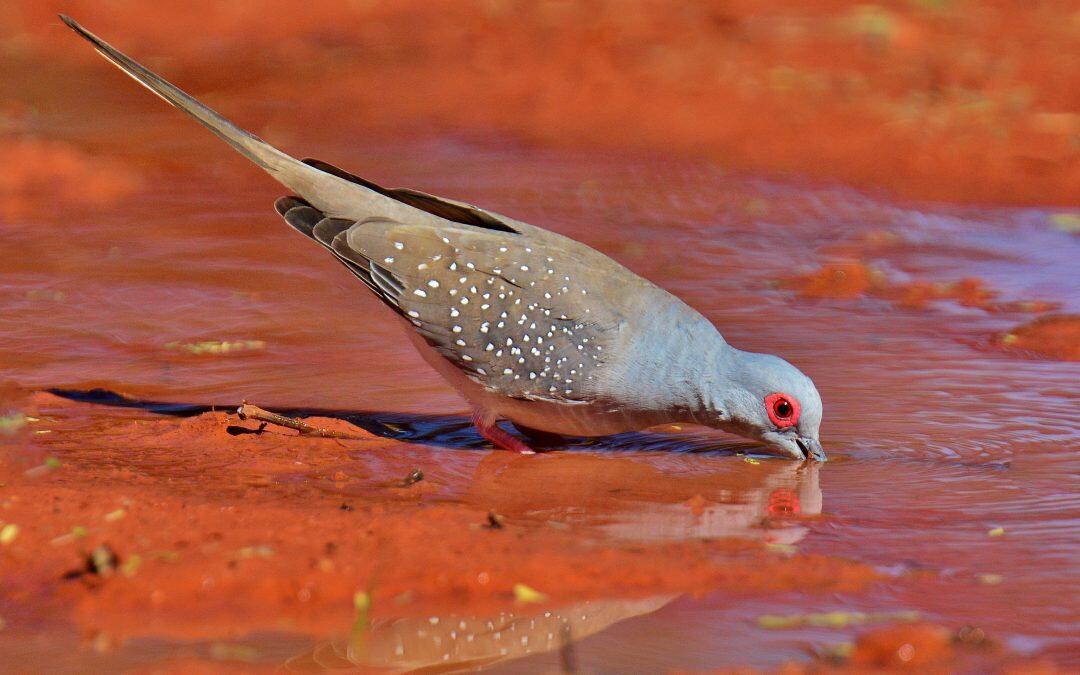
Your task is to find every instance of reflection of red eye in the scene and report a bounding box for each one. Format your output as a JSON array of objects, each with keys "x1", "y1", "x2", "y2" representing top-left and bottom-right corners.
[
  {"x1": 767, "y1": 488, "x2": 801, "y2": 516},
  {"x1": 765, "y1": 393, "x2": 800, "y2": 428}
]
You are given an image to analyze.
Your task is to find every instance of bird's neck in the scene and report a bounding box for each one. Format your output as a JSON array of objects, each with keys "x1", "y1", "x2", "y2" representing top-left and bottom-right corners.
[
  {"x1": 677, "y1": 339, "x2": 741, "y2": 426},
  {"x1": 608, "y1": 305, "x2": 734, "y2": 426}
]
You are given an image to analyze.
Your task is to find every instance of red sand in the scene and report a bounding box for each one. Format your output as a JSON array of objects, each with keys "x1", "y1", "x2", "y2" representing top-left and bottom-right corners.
[
  {"x1": 2, "y1": 0, "x2": 1078, "y2": 207},
  {"x1": 994, "y1": 314, "x2": 1080, "y2": 362},
  {"x1": 0, "y1": 138, "x2": 139, "y2": 220},
  {"x1": 786, "y1": 261, "x2": 1062, "y2": 317}
]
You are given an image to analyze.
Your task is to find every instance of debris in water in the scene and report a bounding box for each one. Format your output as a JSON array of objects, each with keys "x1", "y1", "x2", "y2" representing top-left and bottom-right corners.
[
  {"x1": 165, "y1": 340, "x2": 266, "y2": 355},
  {"x1": 757, "y1": 609, "x2": 920, "y2": 630},
  {"x1": 513, "y1": 583, "x2": 547, "y2": 603},
  {"x1": 953, "y1": 625, "x2": 993, "y2": 648},
  {"x1": 236, "y1": 402, "x2": 369, "y2": 439},
  {"x1": 353, "y1": 591, "x2": 371, "y2": 612},
  {"x1": 63, "y1": 544, "x2": 120, "y2": 580},
  {"x1": 121, "y1": 554, "x2": 143, "y2": 577},
  {"x1": 0, "y1": 413, "x2": 27, "y2": 433},
  {"x1": 485, "y1": 511, "x2": 505, "y2": 529},
  {"x1": 24, "y1": 456, "x2": 61, "y2": 479},
  {"x1": 51, "y1": 525, "x2": 89, "y2": 547},
  {"x1": 104, "y1": 509, "x2": 126, "y2": 522},
  {"x1": 350, "y1": 591, "x2": 372, "y2": 655},
  {"x1": 987, "y1": 527, "x2": 1005, "y2": 537},
  {"x1": 765, "y1": 543, "x2": 797, "y2": 556},
  {"x1": 26, "y1": 289, "x2": 66, "y2": 303},
  {"x1": 401, "y1": 469, "x2": 424, "y2": 486},
  {"x1": 236, "y1": 545, "x2": 274, "y2": 560},
  {"x1": 0, "y1": 524, "x2": 18, "y2": 545},
  {"x1": 89, "y1": 545, "x2": 119, "y2": 576},
  {"x1": 1050, "y1": 213, "x2": 1080, "y2": 234}
]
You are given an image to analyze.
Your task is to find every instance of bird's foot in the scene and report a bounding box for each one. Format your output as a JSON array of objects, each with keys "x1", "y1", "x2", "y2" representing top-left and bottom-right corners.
[{"x1": 471, "y1": 410, "x2": 537, "y2": 454}]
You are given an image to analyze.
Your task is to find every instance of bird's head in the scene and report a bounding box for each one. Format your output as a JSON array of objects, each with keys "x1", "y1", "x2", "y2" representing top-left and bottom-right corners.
[{"x1": 703, "y1": 350, "x2": 825, "y2": 461}]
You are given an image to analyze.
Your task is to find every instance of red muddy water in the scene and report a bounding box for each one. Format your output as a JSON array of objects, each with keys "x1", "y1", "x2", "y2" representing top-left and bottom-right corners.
[{"x1": 1, "y1": 2, "x2": 1079, "y2": 673}]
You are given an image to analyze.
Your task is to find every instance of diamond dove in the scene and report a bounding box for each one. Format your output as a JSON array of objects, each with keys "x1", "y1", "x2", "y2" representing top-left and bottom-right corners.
[{"x1": 62, "y1": 16, "x2": 826, "y2": 460}]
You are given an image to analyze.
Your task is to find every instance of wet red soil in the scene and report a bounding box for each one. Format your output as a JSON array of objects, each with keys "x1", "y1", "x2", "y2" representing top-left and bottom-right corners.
[
  {"x1": 993, "y1": 314, "x2": 1080, "y2": 362},
  {"x1": 5, "y1": 392, "x2": 1069, "y2": 673},
  {"x1": 3, "y1": 391, "x2": 876, "y2": 670},
  {"x1": 1, "y1": 2, "x2": 1078, "y2": 672},
  {"x1": 787, "y1": 261, "x2": 1065, "y2": 314},
  {"x1": 4, "y1": 393, "x2": 876, "y2": 640},
  {"x1": 0, "y1": 137, "x2": 139, "y2": 221}
]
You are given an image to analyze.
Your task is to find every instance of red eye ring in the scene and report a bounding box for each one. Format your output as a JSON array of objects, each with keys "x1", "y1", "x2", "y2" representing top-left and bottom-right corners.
[{"x1": 765, "y1": 393, "x2": 800, "y2": 428}]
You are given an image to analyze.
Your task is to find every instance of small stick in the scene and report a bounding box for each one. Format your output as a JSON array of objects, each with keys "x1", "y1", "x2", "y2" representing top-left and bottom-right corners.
[{"x1": 235, "y1": 402, "x2": 367, "y2": 440}]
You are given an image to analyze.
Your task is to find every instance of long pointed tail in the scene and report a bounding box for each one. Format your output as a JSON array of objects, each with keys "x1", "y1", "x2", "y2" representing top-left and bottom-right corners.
[{"x1": 60, "y1": 15, "x2": 407, "y2": 222}]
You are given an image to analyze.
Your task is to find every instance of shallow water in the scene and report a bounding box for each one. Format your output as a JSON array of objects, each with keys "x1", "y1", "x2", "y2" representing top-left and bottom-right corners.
[{"x1": 2, "y1": 103, "x2": 1079, "y2": 671}]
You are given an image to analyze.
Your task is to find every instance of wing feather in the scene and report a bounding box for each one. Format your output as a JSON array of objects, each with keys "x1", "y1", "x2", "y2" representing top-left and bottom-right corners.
[
  {"x1": 274, "y1": 194, "x2": 627, "y2": 404},
  {"x1": 337, "y1": 220, "x2": 616, "y2": 402}
]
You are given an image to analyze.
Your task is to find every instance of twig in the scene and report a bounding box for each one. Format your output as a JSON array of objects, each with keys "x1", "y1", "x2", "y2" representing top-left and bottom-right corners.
[{"x1": 235, "y1": 402, "x2": 367, "y2": 440}]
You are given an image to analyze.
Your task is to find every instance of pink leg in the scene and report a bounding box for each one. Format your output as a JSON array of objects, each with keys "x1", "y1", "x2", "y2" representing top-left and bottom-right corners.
[{"x1": 471, "y1": 409, "x2": 536, "y2": 455}]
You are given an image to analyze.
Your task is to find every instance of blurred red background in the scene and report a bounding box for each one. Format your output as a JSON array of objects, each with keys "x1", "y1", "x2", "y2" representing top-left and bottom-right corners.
[{"x1": 2, "y1": 0, "x2": 1077, "y2": 211}]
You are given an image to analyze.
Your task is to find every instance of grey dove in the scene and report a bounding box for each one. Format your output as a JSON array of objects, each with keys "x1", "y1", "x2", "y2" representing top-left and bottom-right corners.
[{"x1": 62, "y1": 16, "x2": 826, "y2": 461}]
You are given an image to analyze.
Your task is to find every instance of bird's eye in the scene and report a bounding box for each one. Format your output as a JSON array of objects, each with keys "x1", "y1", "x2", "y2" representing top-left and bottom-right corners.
[{"x1": 765, "y1": 392, "x2": 800, "y2": 428}]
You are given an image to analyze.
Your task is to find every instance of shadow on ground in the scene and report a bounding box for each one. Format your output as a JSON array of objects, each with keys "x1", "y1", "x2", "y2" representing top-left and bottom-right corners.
[{"x1": 45, "y1": 388, "x2": 759, "y2": 455}]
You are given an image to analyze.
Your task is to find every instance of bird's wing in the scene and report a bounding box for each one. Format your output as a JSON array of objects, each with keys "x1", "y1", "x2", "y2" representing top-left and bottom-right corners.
[
  {"x1": 278, "y1": 197, "x2": 620, "y2": 403},
  {"x1": 300, "y1": 158, "x2": 522, "y2": 234}
]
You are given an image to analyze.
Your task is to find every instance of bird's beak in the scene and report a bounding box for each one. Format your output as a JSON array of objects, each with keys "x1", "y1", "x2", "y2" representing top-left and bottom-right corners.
[
  {"x1": 760, "y1": 431, "x2": 827, "y2": 462},
  {"x1": 796, "y1": 436, "x2": 827, "y2": 462}
]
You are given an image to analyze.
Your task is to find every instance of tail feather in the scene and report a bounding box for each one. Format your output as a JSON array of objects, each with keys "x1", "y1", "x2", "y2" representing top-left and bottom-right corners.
[
  {"x1": 274, "y1": 196, "x2": 321, "y2": 237},
  {"x1": 60, "y1": 15, "x2": 422, "y2": 224}
]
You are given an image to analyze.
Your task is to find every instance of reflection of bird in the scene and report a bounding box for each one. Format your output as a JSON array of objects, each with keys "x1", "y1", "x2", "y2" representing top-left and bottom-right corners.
[
  {"x1": 285, "y1": 457, "x2": 819, "y2": 671},
  {"x1": 465, "y1": 453, "x2": 822, "y2": 544},
  {"x1": 287, "y1": 596, "x2": 675, "y2": 672},
  {"x1": 62, "y1": 17, "x2": 825, "y2": 460},
  {"x1": 597, "y1": 461, "x2": 822, "y2": 544}
]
